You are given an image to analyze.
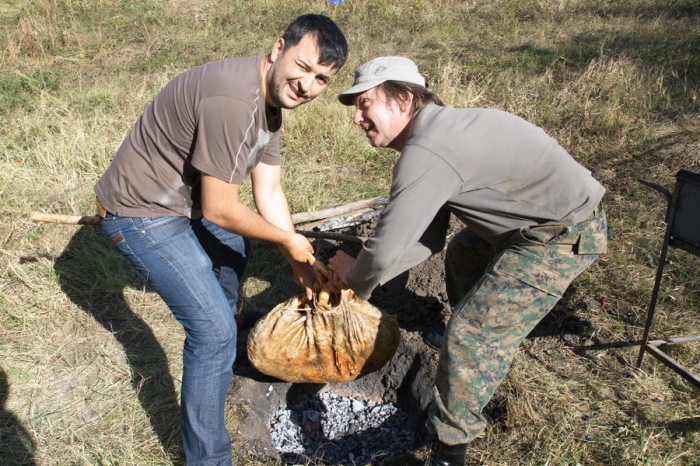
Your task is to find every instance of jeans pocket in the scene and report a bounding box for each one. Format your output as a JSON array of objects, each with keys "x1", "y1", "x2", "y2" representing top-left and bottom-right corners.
[
  {"x1": 107, "y1": 231, "x2": 125, "y2": 247},
  {"x1": 117, "y1": 237, "x2": 151, "y2": 282},
  {"x1": 139, "y1": 216, "x2": 190, "y2": 246},
  {"x1": 100, "y1": 219, "x2": 152, "y2": 282}
]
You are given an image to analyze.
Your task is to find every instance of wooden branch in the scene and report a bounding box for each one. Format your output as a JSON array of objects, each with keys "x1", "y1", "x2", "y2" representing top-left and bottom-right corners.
[
  {"x1": 291, "y1": 196, "x2": 387, "y2": 224},
  {"x1": 28, "y1": 196, "x2": 385, "y2": 243},
  {"x1": 27, "y1": 212, "x2": 366, "y2": 243},
  {"x1": 296, "y1": 230, "x2": 365, "y2": 244},
  {"x1": 29, "y1": 197, "x2": 387, "y2": 227},
  {"x1": 28, "y1": 211, "x2": 100, "y2": 226},
  {"x1": 306, "y1": 252, "x2": 329, "y2": 276}
]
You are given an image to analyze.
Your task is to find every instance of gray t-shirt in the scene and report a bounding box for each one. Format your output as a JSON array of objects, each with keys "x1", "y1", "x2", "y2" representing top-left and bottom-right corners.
[
  {"x1": 94, "y1": 57, "x2": 282, "y2": 218},
  {"x1": 347, "y1": 105, "x2": 606, "y2": 299}
]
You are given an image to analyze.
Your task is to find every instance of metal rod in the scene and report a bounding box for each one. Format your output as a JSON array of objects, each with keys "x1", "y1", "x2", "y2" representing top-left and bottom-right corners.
[
  {"x1": 643, "y1": 343, "x2": 700, "y2": 389},
  {"x1": 296, "y1": 230, "x2": 365, "y2": 243}
]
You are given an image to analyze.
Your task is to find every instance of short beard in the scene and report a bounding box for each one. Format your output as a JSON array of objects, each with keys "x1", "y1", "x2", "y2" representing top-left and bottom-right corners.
[{"x1": 267, "y1": 69, "x2": 305, "y2": 109}]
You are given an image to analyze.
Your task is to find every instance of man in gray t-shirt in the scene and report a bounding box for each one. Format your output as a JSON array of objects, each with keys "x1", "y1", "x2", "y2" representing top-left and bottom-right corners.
[
  {"x1": 94, "y1": 15, "x2": 347, "y2": 465},
  {"x1": 328, "y1": 57, "x2": 607, "y2": 466}
]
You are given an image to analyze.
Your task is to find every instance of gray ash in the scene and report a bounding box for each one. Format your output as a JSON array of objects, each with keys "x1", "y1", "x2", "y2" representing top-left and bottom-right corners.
[{"x1": 270, "y1": 391, "x2": 417, "y2": 465}]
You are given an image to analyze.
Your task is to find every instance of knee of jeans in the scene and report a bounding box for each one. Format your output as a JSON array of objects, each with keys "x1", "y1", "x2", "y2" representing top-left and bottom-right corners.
[
  {"x1": 187, "y1": 319, "x2": 237, "y2": 351},
  {"x1": 184, "y1": 333, "x2": 237, "y2": 371},
  {"x1": 211, "y1": 323, "x2": 237, "y2": 348}
]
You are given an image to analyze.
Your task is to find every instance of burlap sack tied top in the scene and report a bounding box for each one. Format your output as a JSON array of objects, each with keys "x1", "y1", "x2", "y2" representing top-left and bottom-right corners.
[{"x1": 247, "y1": 254, "x2": 400, "y2": 383}]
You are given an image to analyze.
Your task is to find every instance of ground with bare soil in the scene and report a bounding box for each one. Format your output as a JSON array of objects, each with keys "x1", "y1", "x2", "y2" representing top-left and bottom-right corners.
[{"x1": 227, "y1": 214, "x2": 613, "y2": 464}]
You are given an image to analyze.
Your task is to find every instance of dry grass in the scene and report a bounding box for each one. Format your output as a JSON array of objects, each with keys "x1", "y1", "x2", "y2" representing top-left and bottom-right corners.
[{"x1": 1, "y1": 0, "x2": 699, "y2": 464}]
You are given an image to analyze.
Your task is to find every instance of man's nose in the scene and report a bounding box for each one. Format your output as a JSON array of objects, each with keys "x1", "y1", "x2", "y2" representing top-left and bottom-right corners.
[
  {"x1": 298, "y1": 75, "x2": 314, "y2": 95},
  {"x1": 352, "y1": 108, "x2": 363, "y2": 125}
]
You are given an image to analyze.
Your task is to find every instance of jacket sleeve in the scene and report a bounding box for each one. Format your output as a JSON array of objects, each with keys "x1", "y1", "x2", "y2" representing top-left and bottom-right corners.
[{"x1": 346, "y1": 146, "x2": 462, "y2": 300}]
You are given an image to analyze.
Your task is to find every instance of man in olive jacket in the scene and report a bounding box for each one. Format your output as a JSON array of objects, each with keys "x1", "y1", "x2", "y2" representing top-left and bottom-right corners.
[{"x1": 328, "y1": 56, "x2": 606, "y2": 466}]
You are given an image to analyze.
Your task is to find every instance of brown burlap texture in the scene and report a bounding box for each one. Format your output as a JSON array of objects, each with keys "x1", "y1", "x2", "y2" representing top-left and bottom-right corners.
[{"x1": 247, "y1": 289, "x2": 400, "y2": 383}]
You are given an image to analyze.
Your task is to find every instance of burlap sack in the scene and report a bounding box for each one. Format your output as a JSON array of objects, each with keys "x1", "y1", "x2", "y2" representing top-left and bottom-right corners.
[{"x1": 247, "y1": 289, "x2": 400, "y2": 383}]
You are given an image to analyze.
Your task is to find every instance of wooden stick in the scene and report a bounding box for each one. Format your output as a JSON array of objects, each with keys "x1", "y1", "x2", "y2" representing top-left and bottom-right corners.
[
  {"x1": 295, "y1": 207, "x2": 372, "y2": 232},
  {"x1": 29, "y1": 196, "x2": 386, "y2": 227},
  {"x1": 27, "y1": 212, "x2": 366, "y2": 243},
  {"x1": 306, "y1": 252, "x2": 330, "y2": 285},
  {"x1": 28, "y1": 195, "x2": 384, "y2": 243},
  {"x1": 315, "y1": 209, "x2": 380, "y2": 232},
  {"x1": 28, "y1": 211, "x2": 100, "y2": 226},
  {"x1": 291, "y1": 196, "x2": 387, "y2": 224},
  {"x1": 306, "y1": 252, "x2": 329, "y2": 275}
]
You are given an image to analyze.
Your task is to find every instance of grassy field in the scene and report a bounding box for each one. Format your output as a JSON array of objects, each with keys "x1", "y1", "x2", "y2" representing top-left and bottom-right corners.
[{"x1": 1, "y1": 0, "x2": 699, "y2": 464}]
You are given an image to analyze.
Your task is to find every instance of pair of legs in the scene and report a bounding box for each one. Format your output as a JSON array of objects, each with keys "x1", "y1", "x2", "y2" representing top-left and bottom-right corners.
[
  {"x1": 428, "y1": 210, "x2": 606, "y2": 446},
  {"x1": 100, "y1": 214, "x2": 248, "y2": 465}
]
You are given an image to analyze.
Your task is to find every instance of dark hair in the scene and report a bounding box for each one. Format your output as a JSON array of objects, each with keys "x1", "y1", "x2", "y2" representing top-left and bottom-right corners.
[
  {"x1": 282, "y1": 14, "x2": 348, "y2": 70},
  {"x1": 377, "y1": 81, "x2": 444, "y2": 115}
]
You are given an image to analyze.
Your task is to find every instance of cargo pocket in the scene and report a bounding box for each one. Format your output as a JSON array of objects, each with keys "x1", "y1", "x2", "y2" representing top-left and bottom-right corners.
[
  {"x1": 576, "y1": 209, "x2": 608, "y2": 254},
  {"x1": 493, "y1": 251, "x2": 569, "y2": 298}
]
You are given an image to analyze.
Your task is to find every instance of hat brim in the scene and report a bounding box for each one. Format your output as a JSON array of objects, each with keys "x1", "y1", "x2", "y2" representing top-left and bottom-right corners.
[{"x1": 337, "y1": 79, "x2": 387, "y2": 106}]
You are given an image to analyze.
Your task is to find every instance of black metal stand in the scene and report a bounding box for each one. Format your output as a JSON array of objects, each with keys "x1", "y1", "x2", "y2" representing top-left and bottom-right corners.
[{"x1": 636, "y1": 169, "x2": 700, "y2": 389}]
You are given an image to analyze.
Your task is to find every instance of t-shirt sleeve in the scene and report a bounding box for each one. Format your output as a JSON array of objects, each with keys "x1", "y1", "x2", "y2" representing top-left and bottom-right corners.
[
  {"x1": 190, "y1": 95, "x2": 271, "y2": 185},
  {"x1": 346, "y1": 145, "x2": 463, "y2": 299}
]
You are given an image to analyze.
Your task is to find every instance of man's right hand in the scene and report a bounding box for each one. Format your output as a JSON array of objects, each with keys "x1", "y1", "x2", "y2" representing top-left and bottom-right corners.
[
  {"x1": 281, "y1": 232, "x2": 314, "y2": 263},
  {"x1": 290, "y1": 260, "x2": 316, "y2": 301},
  {"x1": 278, "y1": 233, "x2": 315, "y2": 300}
]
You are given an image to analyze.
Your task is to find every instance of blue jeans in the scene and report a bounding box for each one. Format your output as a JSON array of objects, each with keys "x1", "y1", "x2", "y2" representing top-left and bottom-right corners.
[{"x1": 100, "y1": 214, "x2": 249, "y2": 465}]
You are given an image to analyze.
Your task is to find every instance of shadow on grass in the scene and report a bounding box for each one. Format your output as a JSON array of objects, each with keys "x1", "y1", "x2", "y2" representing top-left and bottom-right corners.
[
  {"x1": 50, "y1": 227, "x2": 337, "y2": 463},
  {"x1": 54, "y1": 226, "x2": 184, "y2": 465},
  {"x1": 0, "y1": 367, "x2": 37, "y2": 466}
]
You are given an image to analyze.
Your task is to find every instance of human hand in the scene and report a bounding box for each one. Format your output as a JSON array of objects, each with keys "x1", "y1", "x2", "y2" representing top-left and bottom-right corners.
[
  {"x1": 327, "y1": 250, "x2": 355, "y2": 291},
  {"x1": 281, "y1": 232, "x2": 314, "y2": 263},
  {"x1": 291, "y1": 261, "x2": 316, "y2": 301},
  {"x1": 279, "y1": 233, "x2": 315, "y2": 299}
]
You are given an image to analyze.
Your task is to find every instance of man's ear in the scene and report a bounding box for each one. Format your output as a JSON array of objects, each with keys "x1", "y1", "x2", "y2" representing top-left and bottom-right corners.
[
  {"x1": 269, "y1": 38, "x2": 285, "y2": 63},
  {"x1": 398, "y1": 91, "x2": 414, "y2": 114}
]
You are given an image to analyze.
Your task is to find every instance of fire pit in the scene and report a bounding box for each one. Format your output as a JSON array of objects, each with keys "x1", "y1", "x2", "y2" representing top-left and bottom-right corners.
[
  {"x1": 227, "y1": 217, "x2": 463, "y2": 464},
  {"x1": 229, "y1": 332, "x2": 438, "y2": 464}
]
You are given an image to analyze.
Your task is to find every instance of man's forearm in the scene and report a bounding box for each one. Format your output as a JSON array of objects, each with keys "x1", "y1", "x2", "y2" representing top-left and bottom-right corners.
[
  {"x1": 254, "y1": 189, "x2": 295, "y2": 233},
  {"x1": 204, "y1": 198, "x2": 293, "y2": 245}
]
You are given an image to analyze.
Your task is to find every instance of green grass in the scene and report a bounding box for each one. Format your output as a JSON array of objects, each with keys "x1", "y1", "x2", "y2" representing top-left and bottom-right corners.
[{"x1": 1, "y1": 0, "x2": 699, "y2": 464}]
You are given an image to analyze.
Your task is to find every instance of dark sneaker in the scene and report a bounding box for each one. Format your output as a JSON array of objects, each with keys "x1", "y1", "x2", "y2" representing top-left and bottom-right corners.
[
  {"x1": 235, "y1": 311, "x2": 265, "y2": 330},
  {"x1": 424, "y1": 440, "x2": 468, "y2": 466},
  {"x1": 426, "y1": 328, "x2": 445, "y2": 349}
]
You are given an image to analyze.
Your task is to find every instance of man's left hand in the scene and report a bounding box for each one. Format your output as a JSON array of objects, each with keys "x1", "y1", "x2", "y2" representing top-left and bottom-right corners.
[{"x1": 327, "y1": 250, "x2": 355, "y2": 291}]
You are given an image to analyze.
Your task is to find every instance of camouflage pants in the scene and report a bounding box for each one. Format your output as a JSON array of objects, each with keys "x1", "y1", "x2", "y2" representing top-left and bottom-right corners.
[{"x1": 427, "y1": 207, "x2": 607, "y2": 445}]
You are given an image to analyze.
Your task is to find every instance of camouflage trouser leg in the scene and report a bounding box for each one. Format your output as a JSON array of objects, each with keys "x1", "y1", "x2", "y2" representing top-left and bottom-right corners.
[
  {"x1": 428, "y1": 209, "x2": 607, "y2": 445},
  {"x1": 444, "y1": 228, "x2": 496, "y2": 307}
]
